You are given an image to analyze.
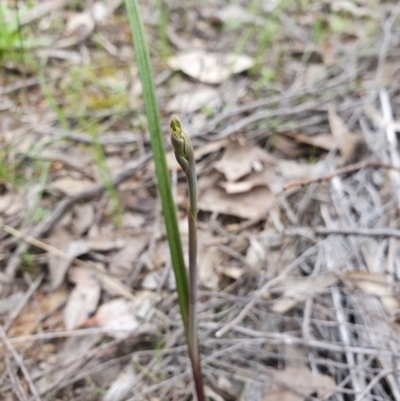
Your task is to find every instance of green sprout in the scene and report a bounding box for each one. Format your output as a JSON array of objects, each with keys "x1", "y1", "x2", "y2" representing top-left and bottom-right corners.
[
  {"x1": 170, "y1": 116, "x2": 204, "y2": 401},
  {"x1": 124, "y1": 1, "x2": 205, "y2": 399}
]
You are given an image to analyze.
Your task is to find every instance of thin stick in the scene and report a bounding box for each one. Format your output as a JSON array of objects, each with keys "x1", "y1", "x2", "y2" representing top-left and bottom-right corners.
[
  {"x1": 0, "y1": 326, "x2": 41, "y2": 401},
  {"x1": 3, "y1": 272, "x2": 44, "y2": 332},
  {"x1": 282, "y1": 226, "x2": 400, "y2": 239}
]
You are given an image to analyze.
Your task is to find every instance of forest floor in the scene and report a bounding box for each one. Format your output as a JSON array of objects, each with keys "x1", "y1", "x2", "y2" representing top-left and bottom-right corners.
[{"x1": 2, "y1": 1, "x2": 400, "y2": 400}]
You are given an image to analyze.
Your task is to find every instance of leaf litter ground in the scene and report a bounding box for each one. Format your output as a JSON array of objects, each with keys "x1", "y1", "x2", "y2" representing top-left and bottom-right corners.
[{"x1": 2, "y1": 1, "x2": 400, "y2": 400}]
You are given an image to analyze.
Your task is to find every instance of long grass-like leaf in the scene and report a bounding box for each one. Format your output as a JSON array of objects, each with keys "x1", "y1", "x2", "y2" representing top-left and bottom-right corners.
[{"x1": 124, "y1": 1, "x2": 190, "y2": 333}]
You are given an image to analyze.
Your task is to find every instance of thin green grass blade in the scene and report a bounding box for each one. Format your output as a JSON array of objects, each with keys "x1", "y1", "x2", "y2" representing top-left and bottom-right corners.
[{"x1": 124, "y1": 0, "x2": 189, "y2": 333}]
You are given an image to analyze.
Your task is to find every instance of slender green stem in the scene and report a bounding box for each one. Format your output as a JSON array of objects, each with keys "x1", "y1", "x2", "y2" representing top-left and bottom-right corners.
[
  {"x1": 186, "y1": 154, "x2": 205, "y2": 401},
  {"x1": 170, "y1": 116, "x2": 205, "y2": 401}
]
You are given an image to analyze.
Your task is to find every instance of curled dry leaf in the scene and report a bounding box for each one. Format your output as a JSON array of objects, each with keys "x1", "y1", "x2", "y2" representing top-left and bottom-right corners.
[
  {"x1": 199, "y1": 248, "x2": 224, "y2": 290},
  {"x1": 263, "y1": 367, "x2": 336, "y2": 400},
  {"x1": 212, "y1": 5, "x2": 262, "y2": 26},
  {"x1": 9, "y1": 289, "x2": 68, "y2": 341},
  {"x1": 345, "y1": 271, "x2": 400, "y2": 315},
  {"x1": 104, "y1": 364, "x2": 137, "y2": 401},
  {"x1": 245, "y1": 236, "x2": 266, "y2": 273},
  {"x1": 94, "y1": 292, "x2": 155, "y2": 339},
  {"x1": 48, "y1": 235, "x2": 90, "y2": 289},
  {"x1": 166, "y1": 87, "x2": 222, "y2": 113},
  {"x1": 271, "y1": 273, "x2": 338, "y2": 314},
  {"x1": 168, "y1": 50, "x2": 254, "y2": 84},
  {"x1": 214, "y1": 139, "x2": 275, "y2": 182},
  {"x1": 41, "y1": 146, "x2": 93, "y2": 170},
  {"x1": 199, "y1": 186, "x2": 275, "y2": 220},
  {"x1": 72, "y1": 204, "x2": 95, "y2": 236},
  {"x1": 63, "y1": 268, "x2": 101, "y2": 330},
  {"x1": 85, "y1": 236, "x2": 125, "y2": 252},
  {"x1": 51, "y1": 177, "x2": 94, "y2": 196},
  {"x1": 283, "y1": 131, "x2": 336, "y2": 152},
  {"x1": 109, "y1": 237, "x2": 149, "y2": 279},
  {"x1": 276, "y1": 159, "x2": 324, "y2": 183},
  {"x1": 56, "y1": 12, "x2": 96, "y2": 48},
  {"x1": 219, "y1": 169, "x2": 284, "y2": 195},
  {"x1": 222, "y1": 266, "x2": 245, "y2": 280},
  {"x1": 94, "y1": 298, "x2": 139, "y2": 339},
  {"x1": 0, "y1": 192, "x2": 24, "y2": 216},
  {"x1": 328, "y1": 103, "x2": 364, "y2": 162}
]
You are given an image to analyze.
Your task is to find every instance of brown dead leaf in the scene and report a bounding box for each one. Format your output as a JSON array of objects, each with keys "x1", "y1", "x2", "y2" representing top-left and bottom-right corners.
[
  {"x1": 48, "y1": 234, "x2": 90, "y2": 289},
  {"x1": 63, "y1": 268, "x2": 101, "y2": 330},
  {"x1": 104, "y1": 364, "x2": 137, "y2": 401},
  {"x1": 271, "y1": 273, "x2": 338, "y2": 314},
  {"x1": 283, "y1": 131, "x2": 336, "y2": 151},
  {"x1": 42, "y1": 146, "x2": 92, "y2": 170},
  {"x1": 345, "y1": 271, "x2": 400, "y2": 314},
  {"x1": 85, "y1": 236, "x2": 125, "y2": 252},
  {"x1": 199, "y1": 248, "x2": 224, "y2": 290},
  {"x1": 222, "y1": 266, "x2": 245, "y2": 279},
  {"x1": 9, "y1": 289, "x2": 68, "y2": 340},
  {"x1": 276, "y1": 159, "x2": 324, "y2": 182},
  {"x1": 94, "y1": 298, "x2": 139, "y2": 339},
  {"x1": 245, "y1": 236, "x2": 266, "y2": 273},
  {"x1": 168, "y1": 50, "x2": 254, "y2": 84},
  {"x1": 199, "y1": 186, "x2": 275, "y2": 219},
  {"x1": 212, "y1": 4, "x2": 262, "y2": 26},
  {"x1": 263, "y1": 367, "x2": 336, "y2": 400},
  {"x1": 72, "y1": 203, "x2": 95, "y2": 236},
  {"x1": 121, "y1": 212, "x2": 146, "y2": 228},
  {"x1": 166, "y1": 87, "x2": 222, "y2": 113},
  {"x1": 328, "y1": 104, "x2": 363, "y2": 162},
  {"x1": 93, "y1": 293, "x2": 156, "y2": 339},
  {"x1": 214, "y1": 139, "x2": 275, "y2": 182},
  {"x1": 219, "y1": 169, "x2": 284, "y2": 195},
  {"x1": 109, "y1": 237, "x2": 148, "y2": 279},
  {"x1": 51, "y1": 177, "x2": 94, "y2": 196}
]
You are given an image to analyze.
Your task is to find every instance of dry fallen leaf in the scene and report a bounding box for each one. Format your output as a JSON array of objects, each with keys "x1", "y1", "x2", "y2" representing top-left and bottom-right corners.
[
  {"x1": 345, "y1": 271, "x2": 400, "y2": 315},
  {"x1": 104, "y1": 364, "x2": 137, "y2": 401},
  {"x1": 263, "y1": 367, "x2": 336, "y2": 400},
  {"x1": 0, "y1": 192, "x2": 24, "y2": 216},
  {"x1": 245, "y1": 236, "x2": 266, "y2": 273},
  {"x1": 166, "y1": 87, "x2": 221, "y2": 113},
  {"x1": 9, "y1": 289, "x2": 68, "y2": 341},
  {"x1": 63, "y1": 268, "x2": 101, "y2": 330},
  {"x1": 94, "y1": 298, "x2": 139, "y2": 339},
  {"x1": 109, "y1": 237, "x2": 148, "y2": 279},
  {"x1": 283, "y1": 131, "x2": 336, "y2": 152},
  {"x1": 328, "y1": 103, "x2": 363, "y2": 162},
  {"x1": 222, "y1": 266, "x2": 245, "y2": 280},
  {"x1": 199, "y1": 248, "x2": 224, "y2": 290},
  {"x1": 41, "y1": 146, "x2": 92, "y2": 170},
  {"x1": 219, "y1": 169, "x2": 284, "y2": 195},
  {"x1": 85, "y1": 236, "x2": 125, "y2": 252},
  {"x1": 213, "y1": 5, "x2": 262, "y2": 26},
  {"x1": 72, "y1": 204, "x2": 95, "y2": 236},
  {"x1": 51, "y1": 177, "x2": 94, "y2": 196},
  {"x1": 276, "y1": 159, "x2": 324, "y2": 183},
  {"x1": 214, "y1": 139, "x2": 275, "y2": 182},
  {"x1": 199, "y1": 186, "x2": 275, "y2": 219},
  {"x1": 168, "y1": 50, "x2": 254, "y2": 84},
  {"x1": 271, "y1": 273, "x2": 338, "y2": 314},
  {"x1": 121, "y1": 212, "x2": 146, "y2": 228},
  {"x1": 48, "y1": 235, "x2": 90, "y2": 289}
]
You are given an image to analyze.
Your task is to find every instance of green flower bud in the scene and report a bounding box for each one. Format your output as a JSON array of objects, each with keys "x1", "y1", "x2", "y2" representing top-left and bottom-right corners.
[{"x1": 170, "y1": 115, "x2": 193, "y2": 171}]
